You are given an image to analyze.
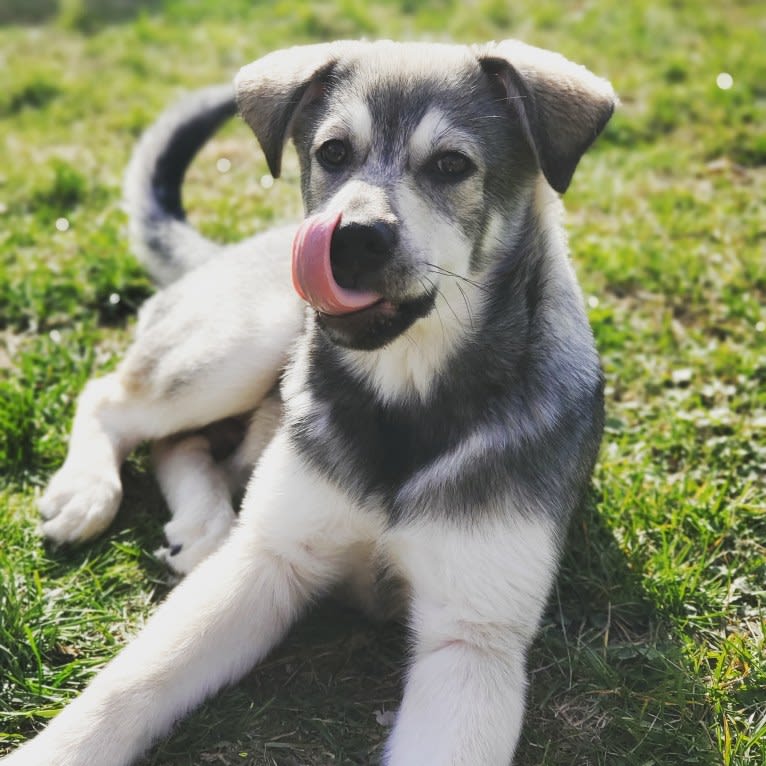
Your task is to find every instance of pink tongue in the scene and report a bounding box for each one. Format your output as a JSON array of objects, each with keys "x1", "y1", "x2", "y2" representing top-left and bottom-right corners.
[{"x1": 292, "y1": 211, "x2": 381, "y2": 316}]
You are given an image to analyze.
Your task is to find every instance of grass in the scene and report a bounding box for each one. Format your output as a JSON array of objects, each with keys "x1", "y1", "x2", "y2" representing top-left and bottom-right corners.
[{"x1": 0, "y1": 0, "x2": 764, "y2": 764}]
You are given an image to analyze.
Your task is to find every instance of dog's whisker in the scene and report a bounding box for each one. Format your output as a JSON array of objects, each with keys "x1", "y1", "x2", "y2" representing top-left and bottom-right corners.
[
  {"x1": 429, "y1": 280, "x2": 463, "y2": 331},
  {"x1": 402, "y1": 329, "x2": 421, "y2": 352},
  {"x1": 420, "y1": 271, "x2": 471, "y2": 333},
  {"x1": 424, "y1": 263, "x2": 491, "y2": 294},
  {"x1": 455, "y1": 281, "x2": 475, "y2": 330},
  {"x1": 419, "y1": 275, "x2": 448, "y2": 340}
]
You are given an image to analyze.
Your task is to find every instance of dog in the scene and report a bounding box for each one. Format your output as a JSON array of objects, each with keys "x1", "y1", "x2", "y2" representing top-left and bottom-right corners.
[{"x1": 3, "y1": 39, "x2": 615, "y2": 766}]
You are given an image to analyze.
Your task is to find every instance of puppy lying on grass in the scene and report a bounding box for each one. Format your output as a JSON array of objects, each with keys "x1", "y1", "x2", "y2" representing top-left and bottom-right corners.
[{"x1": 6, "y1": 39, "x2": 614, "y2": 766}]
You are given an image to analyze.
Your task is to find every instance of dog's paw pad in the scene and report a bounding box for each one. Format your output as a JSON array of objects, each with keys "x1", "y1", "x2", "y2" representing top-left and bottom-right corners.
[{"x1": 38, "y1": 467, "x2": 122, "y2": 544}]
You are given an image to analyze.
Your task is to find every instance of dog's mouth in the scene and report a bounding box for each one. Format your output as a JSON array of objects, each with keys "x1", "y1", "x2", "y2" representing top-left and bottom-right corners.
[
  {"x1": 291, "y1": 211, "x2": 435, "y2": 350},
  {"x1": 292, "y1": 210, "x2": 383, "y2": 316}
]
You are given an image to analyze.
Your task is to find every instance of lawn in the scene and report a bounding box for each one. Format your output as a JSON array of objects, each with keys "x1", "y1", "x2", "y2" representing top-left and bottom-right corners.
[{"x1": 0, "y1": 1, "x2": 764, "y2": 764}]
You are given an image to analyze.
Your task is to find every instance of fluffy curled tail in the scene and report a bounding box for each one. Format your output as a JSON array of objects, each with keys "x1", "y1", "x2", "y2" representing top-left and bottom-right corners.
[{"x1": 123, "y1": 84, "x2": 238, "y2": 286}]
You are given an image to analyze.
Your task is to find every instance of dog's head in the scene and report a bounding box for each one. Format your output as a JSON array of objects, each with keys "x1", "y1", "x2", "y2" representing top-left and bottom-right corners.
[{"x1": 236, "y1": 40, "x2": 615, "y2": 350}]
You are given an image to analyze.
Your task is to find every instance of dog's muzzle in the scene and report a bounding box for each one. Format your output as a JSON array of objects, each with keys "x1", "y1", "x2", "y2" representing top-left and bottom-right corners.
[
  {"x1": 291, "y1": 211, "x2": 383, "y2": 316},
  {"x1": 291, "y1": 210, "x2": 436, "y2": 350}
]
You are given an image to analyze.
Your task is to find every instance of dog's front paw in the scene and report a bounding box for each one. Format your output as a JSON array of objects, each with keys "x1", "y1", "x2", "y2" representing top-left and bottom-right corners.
[
  {"x1": 38, "y1": 464, "x2": 122, "y2": 544},
  {"x1": 154, "y1": 508, "x2": 234, "y2": 575}
]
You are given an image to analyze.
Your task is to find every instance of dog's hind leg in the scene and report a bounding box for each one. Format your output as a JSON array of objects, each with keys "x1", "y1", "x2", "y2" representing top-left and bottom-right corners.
[
  {"x1": 38, "y1": 364, "x2": 265, "y2": 546},
  {"x1": 39, "y1": 252, "x2": 302, "y2": 546},
  {"x1": 38, "y1": 365, "x2": 277, "y2": 546},
  {"x1": 6, "y1": 433, "x2": 382, "y2": 766},
  {"x1": 38, "y1": 373, "x2": 143, "y2": 544},
  {"x1": 384, "y1": 515, "x2": 559, "y2": 765},
  {"x1": 151, "y1": 393, "x2": 283, "y2": 574}
]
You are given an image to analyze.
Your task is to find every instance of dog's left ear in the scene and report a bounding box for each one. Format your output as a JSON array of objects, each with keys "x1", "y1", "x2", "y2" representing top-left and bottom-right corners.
[
  {"x1": 476, "y1": 40, "x2": 616, "y2": 194},
  {"x1": 235, "y1": 43, "x2": 356, "y2": 179}
]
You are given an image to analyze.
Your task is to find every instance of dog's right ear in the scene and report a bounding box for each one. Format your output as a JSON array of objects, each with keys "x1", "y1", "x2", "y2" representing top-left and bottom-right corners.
[{"x1": 235, "y1": 44, "x2": 347, "y2": 179}]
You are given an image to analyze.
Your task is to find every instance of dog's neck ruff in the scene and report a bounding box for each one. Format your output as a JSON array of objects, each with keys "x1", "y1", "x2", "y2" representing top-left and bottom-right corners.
[
  {"x1": 286, "y1": 180, "x2": 604, "y2": 525},
  {"x1": 338, "y1": 273, "x2": 479, "y2": 403}
]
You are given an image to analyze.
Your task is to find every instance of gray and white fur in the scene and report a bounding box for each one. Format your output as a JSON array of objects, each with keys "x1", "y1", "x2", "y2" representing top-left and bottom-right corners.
[{"x1": 3, "y1": 39, "x2": 615, "y2": 766}]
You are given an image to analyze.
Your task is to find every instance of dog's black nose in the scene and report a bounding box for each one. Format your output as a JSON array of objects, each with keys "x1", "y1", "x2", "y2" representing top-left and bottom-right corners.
[{"x1": 330, "y1": 221, "x2": 397, "y2": 290}]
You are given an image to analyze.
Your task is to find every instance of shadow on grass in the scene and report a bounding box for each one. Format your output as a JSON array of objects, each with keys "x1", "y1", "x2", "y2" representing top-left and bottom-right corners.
[
  {"x1": 0, "y1": 0, "x2": 163, "y2": 29},
  {"x1": 40, "y1": 482, "x2": 716, "y2": 765},
  {"x1": 519, "y1": 497, "x2": 716, "y2": 765}
]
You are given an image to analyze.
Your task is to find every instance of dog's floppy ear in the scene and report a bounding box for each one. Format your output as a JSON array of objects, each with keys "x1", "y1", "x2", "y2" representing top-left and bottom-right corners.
[
  {"x1": 235, "y1": 43, "x2": 351, "y2": 179},
  {"x1": 476, "y1": 40, "x2": 616, "y2": 194}
]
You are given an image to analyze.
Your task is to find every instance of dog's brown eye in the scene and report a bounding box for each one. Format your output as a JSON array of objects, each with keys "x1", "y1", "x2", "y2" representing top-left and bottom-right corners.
[
  {"x1": 318, "y1": 139, "x2": 349, "y2": 170},
  {"x1": 432, "y1": 152, "x2": 473, "y2": 180}
]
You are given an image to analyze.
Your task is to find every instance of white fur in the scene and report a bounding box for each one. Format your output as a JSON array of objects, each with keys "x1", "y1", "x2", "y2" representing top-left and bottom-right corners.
[
  {"x1": 37, "y1": 375, "x2": 136, "y2": 542},
  {"x1": 8, "y1": 433, "x2": 386, "y2": 766},
  {"x1": 322, "y1": 178, "x2": 399, "y2": 228},
  {"x1": 39, "y1": 240, "x2": 303, "y2": 548},
  {"x1": 408, "y1": 108, "x2": 482, "y2": 171},
  {"x1": 315, "y1": 97, "x2": 374, "y2": 156},
  {"x1": 339, "y1": 182, "x2": 483, "y2": 403},
  {"x1": 12, "y1": 434, "x2": 557, "y2": 766},
  {"x1": 151, "y1": 393, "x2": 283, "y2": 574},
  {"x1": 488, "y1": 39, "x2": 615, "y2": 105},
  {"x1": 382, "y1": 516, "x2": 558, "y2": 765},
  {"x1": 152, "y1": 434, "x2": 237, "y2": 574},
  {"x1": 408, "y1": 108, "x2": 448, "y2": 161}
]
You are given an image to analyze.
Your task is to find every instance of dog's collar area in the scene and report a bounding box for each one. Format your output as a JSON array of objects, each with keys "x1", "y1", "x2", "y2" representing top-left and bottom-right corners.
[{"x1": 316, "y1": 289, "x2": 436, "y2": 350}]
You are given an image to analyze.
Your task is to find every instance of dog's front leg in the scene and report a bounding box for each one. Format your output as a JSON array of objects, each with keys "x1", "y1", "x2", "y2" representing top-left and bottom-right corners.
[
  {"x1": 5, "y1": 431, "x2": 376, "y2": 766},
  {"x1": 384, "y1": 516, "x2": 559, "y2": 766}
]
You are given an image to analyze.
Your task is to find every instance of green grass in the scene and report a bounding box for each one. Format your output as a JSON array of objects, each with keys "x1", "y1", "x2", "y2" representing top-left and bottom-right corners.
[{"x1": 1, "y1": 1, "x2": 764, "y2": 764}]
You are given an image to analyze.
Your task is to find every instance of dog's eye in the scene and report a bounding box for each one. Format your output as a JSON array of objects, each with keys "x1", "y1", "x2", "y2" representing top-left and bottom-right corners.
[
  {"x1": 430, "y1": 152, "x2": 474, "y2": 181},
  {"x1": 317, "y1": 139, "x2": 349, "y2": 170}
]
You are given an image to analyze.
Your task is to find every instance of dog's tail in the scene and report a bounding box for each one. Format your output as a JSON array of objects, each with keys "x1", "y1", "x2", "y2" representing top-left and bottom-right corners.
[{"x1": 123, "y1": 84, "x2": 238, "y2": 286}]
